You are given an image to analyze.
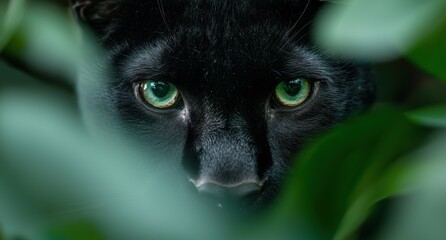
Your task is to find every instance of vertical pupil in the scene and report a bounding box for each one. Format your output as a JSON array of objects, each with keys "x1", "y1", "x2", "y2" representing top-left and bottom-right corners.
[
  {"x1": 283, "y1": 79, "x2": 302, "y2": 96},
  {"x1": 150, "y1": 81, "x2": 170, "y2": 98}
]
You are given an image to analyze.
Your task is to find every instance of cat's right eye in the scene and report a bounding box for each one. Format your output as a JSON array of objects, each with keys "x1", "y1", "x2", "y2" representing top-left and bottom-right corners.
[{"x1": 136, "y1": 80, "x2": 182, "y2": 109}]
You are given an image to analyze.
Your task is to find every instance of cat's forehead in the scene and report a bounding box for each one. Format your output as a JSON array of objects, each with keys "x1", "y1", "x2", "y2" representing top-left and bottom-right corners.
[
  {"x1": 103, "y1": 0, "x2": 321, "y2": 46},
  {"x1": 109, "y1": 0, "x2": 322, "y2": 72}
]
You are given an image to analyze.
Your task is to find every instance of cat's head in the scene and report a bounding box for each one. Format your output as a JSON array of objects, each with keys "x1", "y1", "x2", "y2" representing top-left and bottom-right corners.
[{"x1": 72, "y1": 0, "x2": 375, "y2": 210}]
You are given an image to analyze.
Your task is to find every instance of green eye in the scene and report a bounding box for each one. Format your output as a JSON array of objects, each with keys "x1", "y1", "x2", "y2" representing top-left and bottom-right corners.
[
  {"x1": 274, "y1": 78, "x2": 312, "y2": 107},
  {"x1": 139, "y1": 80, "x2": 181, "y2": 109}
]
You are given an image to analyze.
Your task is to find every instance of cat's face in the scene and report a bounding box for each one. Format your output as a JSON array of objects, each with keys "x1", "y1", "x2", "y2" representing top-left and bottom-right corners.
[{"x1": 73, "y1": 0, "x2": 374, "y2": 210}]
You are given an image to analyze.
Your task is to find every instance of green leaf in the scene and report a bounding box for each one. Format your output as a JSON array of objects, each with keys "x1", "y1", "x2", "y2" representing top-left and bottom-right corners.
[
  {"x1": 315, "y1": 0, "x2": 446, "y2": 61},
  {"x1": 407, "y1": 105, "x2": 446, "y2": 128},
  {"x1": 333, "y1": 160, "x2": 417, "y2": 240},
  {"x1": 0, "y1": 78, "x2": 225, "y2": 240},
  {"x1": 1, "y1": 1, "x2": 99, "y2": 86},
  {"x1": 378, "y1": 132, "x2": 446, "y2": 240},
  {"x1": 0, "y1": 0, "x2": 27, "y2": 52},
  {"x1": 46, "y1": 220, "x2": 105, "y2": 240},
  {"x1": 274, "y1": 108, "x2": 425, "y2": 239},
  {"x1": 407, "y1": 17, "x2": 446, "y2": 82}
]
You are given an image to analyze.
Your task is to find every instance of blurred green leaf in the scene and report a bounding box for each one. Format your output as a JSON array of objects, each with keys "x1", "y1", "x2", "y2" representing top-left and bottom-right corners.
[
  {"x1": 1, "y1": 1, "x2": 97, "y2": 86},
  {"x1": 0, "y1": 82, "x2": 225, "y2": 240},
  {"x1": 315, "y1": 0, "x2": 446, "y2": 61},
  {"x1": 379, "y1": 132, "x2": 446, "y2": 240},
  {"x1": 46, "y1": 220, "x2": 104, "y2": 240},
  {"x1": 274, "y1": 109, "x2": 424, "y2": 239},
  {"x1": 333, "y1": 160, "x2": 416, "y2": 240},
  {"x1": 0, "y1": 0, "x2": 26, "y2": 52},
  {"x1": 407, "y1": 17, "x2": 446, "y2": 82},
  {"x1": 407, "y1": 105, "x2": 446, "y2": 128}
]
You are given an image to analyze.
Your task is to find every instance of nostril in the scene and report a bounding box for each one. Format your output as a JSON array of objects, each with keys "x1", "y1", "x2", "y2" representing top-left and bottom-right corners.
[{"x1": 195, "y1": 181, "x2": 262, "y2": 200}]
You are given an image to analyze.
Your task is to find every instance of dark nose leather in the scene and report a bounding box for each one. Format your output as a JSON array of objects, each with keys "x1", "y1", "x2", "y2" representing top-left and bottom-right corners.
[{"x1": 195, "y1": 181, "x2": 261, "y2": 200}]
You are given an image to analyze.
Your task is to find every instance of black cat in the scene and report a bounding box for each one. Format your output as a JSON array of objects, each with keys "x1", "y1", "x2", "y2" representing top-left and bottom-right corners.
[{"x1": 71, "y1": 0, "x2": 374, "y2": 210}]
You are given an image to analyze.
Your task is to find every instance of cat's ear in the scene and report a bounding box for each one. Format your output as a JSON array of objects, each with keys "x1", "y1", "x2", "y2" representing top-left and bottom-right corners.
[{"x1": 70, "y1": 0, "x2": 119, "y2": 34}]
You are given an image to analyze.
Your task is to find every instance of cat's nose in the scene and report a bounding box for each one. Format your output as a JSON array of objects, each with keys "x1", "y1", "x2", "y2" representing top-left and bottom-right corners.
[{"x1": 192, "y1": 180, "x2": 262, "y2": 205}]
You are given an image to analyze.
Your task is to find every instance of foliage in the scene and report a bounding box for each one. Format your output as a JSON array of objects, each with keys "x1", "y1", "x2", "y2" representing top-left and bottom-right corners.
[
  {"x1": 315, "y1": 0, "x2": 446, "y2": 70},
  {"x1": 1, "y1": 0, "x2": 446, "y2": 240}
]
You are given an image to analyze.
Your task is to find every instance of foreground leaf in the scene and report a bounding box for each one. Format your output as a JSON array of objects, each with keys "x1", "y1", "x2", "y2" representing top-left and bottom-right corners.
[
  {"x1": 0, "y1": 80, "x2": 225, "y2": 240},
  {"x1": 0, "y1": 0, "x2": 27, "y2": 52},
  {"x1": 379, "y1": 132, "x2": 446, "y2": 240},
  {"x1": 315, "y1": 0, "x2": 446, "y2": 61},
  {"x1": 274, "y1": 108, "x2": 424, "y2": 239},
  {"x1": 407, "y1": 105, "x2": 446, "y2": 128},
  {"x1": 407, "y1": 17, "x2": 446, "y2": 82},
  {"x1": 1, "y1": 1, "x2": 97, "y2": 86}
]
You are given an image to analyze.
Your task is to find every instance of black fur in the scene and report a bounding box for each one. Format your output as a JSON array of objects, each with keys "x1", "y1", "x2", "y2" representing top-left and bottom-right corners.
[{"x1": 73, "y1": 0, "x2": 375, "y2": 210}]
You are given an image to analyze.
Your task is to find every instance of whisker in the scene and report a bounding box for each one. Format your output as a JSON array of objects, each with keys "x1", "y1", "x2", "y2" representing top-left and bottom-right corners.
[
  {"x1": 157, "y1": 0, "x2": 172, "y2": 35},
  {"x1": 294, "y1": 31, "x2": 311, "y2": 46},
  {"x1": 280, "y1": 19, "x2": 313, "y2": 50},
  {"x1": 274, "y1": 0, "x2": 311, "y2": 48}
]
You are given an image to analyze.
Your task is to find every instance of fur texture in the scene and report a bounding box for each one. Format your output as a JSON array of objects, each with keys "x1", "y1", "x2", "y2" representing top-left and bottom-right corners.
[{"x1": 73, "y1": 0, "x2": 375, "y2": 210}]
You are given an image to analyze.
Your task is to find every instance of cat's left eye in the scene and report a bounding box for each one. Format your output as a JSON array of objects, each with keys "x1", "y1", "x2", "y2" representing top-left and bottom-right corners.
[
  {"x1": 137, "y1": 80, "x2": 181, "y2": 109},
  {"x1": 274, "y1": 78, "x2": 312, "y2": 108}
]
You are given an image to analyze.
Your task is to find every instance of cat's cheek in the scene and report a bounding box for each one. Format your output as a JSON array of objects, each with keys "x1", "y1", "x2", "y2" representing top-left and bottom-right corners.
[
  {"x1": 133, "y1": 110, "x2": 188, "y2": 144},
  {"x1": 266, "y1": 99, "x2": 337, "y2": 161}
]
